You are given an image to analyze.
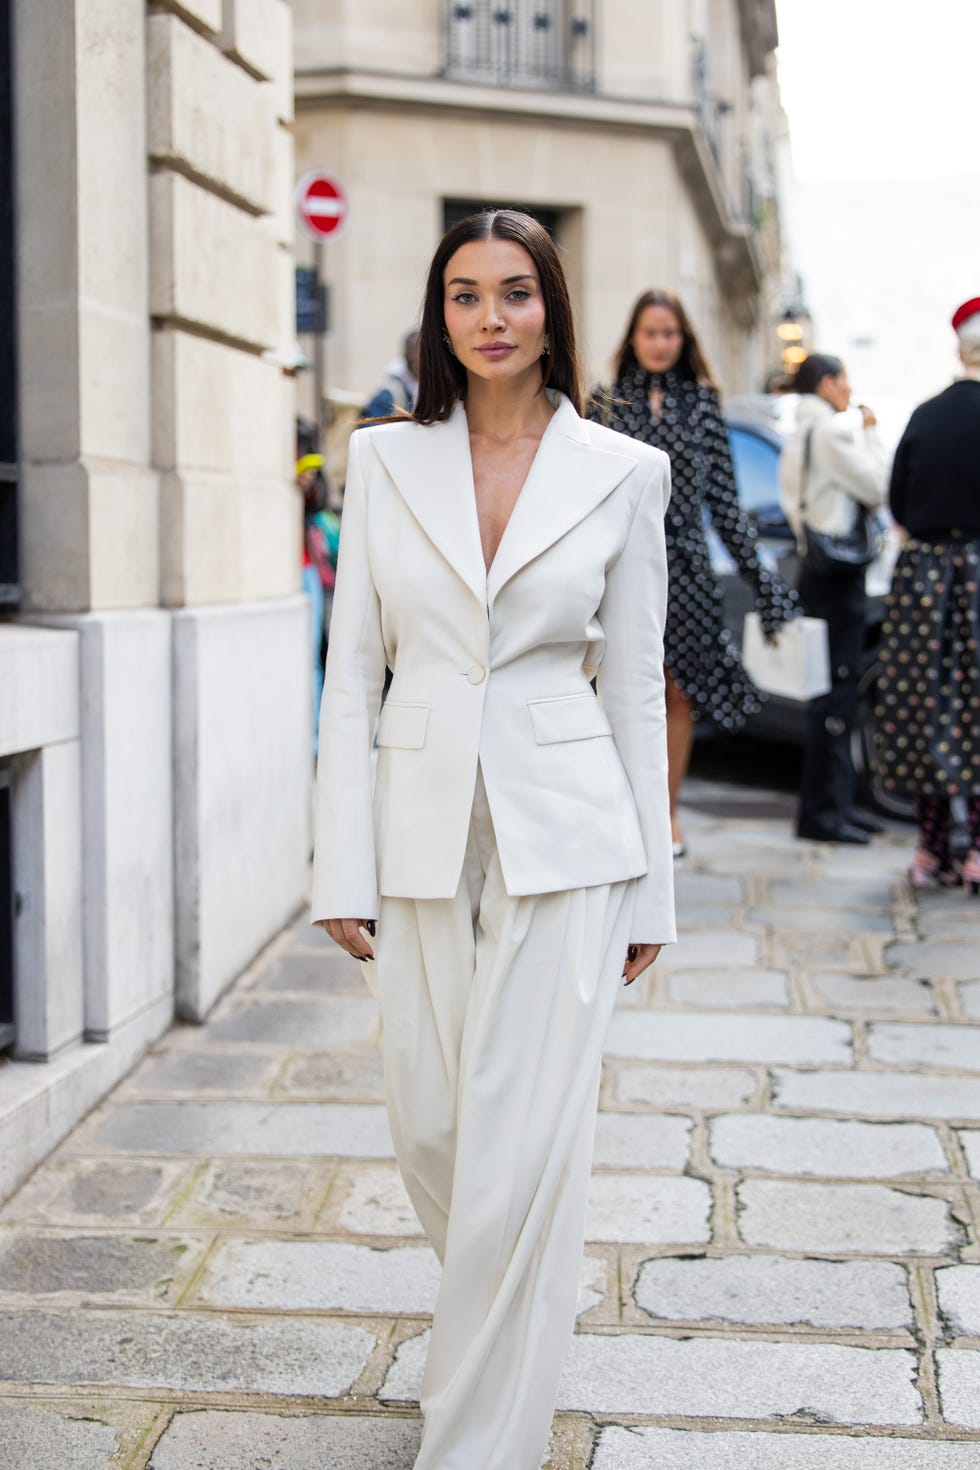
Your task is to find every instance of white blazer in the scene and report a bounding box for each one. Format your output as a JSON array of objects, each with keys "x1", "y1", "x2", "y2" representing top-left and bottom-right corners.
[{"x1": 312, "y1": 391, "x2": 676, "y2": 945}]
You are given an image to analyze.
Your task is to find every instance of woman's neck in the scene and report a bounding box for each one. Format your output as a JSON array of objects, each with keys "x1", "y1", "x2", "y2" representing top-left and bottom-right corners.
[{"x1": 464, "y1": 371, "x2": 555, "y2": 439}]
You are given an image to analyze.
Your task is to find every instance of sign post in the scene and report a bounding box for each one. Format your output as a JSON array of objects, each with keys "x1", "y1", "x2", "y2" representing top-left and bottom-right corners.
[{"x1": 294, "y1": 172, "x2": 348, "y2": 443}]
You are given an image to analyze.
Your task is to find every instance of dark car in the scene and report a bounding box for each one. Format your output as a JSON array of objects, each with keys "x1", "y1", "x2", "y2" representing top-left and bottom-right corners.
[{"x1": 717, "y1": 395, "x2": 910, "y2": 819}]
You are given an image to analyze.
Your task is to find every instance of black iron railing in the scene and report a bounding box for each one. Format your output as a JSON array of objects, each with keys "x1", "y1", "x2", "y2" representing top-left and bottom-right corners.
[{"x1": 446, "y1": 1, "x2": 596, "y2": 91}]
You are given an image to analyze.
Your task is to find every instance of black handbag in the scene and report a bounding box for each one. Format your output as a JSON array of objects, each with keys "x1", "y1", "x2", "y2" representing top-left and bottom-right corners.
[{"x1": 799, "y1": 425, "x2": 877, "y2": 576}]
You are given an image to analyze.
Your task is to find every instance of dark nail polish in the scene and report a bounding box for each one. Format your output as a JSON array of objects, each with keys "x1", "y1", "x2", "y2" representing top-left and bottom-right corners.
[
  {"x1": 366, "y1": 920, "x2": 376, "y2": 937},
  {"x1": 356, "y1": 955, "x2": 367, "y2": 963},
  {"x1": 627, "y1": 944, "x2": 638, "y2": 963}
]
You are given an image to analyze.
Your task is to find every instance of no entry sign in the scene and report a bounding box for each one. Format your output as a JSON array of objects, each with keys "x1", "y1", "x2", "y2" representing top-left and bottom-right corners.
[{"x1": 295, "y1": 172, "x2": 348, "y2": 242}]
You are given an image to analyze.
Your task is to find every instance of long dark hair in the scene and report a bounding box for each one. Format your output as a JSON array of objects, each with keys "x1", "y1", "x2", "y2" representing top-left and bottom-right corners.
[
  {"x1": 792, "y1": 353, "x2": 844, "y2": 395},
  {"x1": 412, "y1": 210, "x2": 582, "y2": 423},
  {"x1": 611, "y1": 288, "x2": 718, "y2": 391}
]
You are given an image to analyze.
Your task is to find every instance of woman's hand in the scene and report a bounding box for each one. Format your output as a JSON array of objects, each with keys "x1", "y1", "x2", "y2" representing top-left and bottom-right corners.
[
  {"x1": 623, "y1": 942, "x2": 662, "y2": 985},
  {"x1": 316, "y1": 917, "x2": 376, "y2": 962}
]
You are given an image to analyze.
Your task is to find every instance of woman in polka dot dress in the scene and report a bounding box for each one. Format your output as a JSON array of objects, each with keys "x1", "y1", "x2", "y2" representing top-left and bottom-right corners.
[
  {"x1": 592, "y1": 289, "x2": 799, "y2": 855},
  {"x1": 873, "y1": 298, "x2": 980, "y2": 890}
]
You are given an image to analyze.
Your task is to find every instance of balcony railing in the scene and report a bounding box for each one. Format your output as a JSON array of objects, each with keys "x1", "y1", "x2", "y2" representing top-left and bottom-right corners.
[{"x1": 445, "y1": 1, "x2": 596, "y2": 92}]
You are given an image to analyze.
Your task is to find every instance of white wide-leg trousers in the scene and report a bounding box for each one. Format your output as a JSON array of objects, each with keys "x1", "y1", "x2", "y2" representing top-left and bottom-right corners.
[{"x1": 372, "y1": 769, "x2": 634, "y2": 1470}]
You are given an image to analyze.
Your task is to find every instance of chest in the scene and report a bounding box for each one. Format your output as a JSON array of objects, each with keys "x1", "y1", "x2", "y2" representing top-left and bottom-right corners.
[{"x1": 470, "y1": 436, "x2": 541, "y2": 571}]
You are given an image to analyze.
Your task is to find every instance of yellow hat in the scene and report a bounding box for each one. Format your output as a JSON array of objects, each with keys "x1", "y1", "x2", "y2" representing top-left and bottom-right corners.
[{"x1": 296, "y1": 453, "x2": 325, "y2": 475}]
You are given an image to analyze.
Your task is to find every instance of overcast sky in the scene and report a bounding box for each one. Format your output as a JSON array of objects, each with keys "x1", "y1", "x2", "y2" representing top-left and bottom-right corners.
[{"x1": 775, "y1": 0, "x2": 980, "y2": 183}]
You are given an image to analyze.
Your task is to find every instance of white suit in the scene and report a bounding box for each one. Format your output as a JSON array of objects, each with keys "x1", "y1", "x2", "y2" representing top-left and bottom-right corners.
[{"x1": 312, "y1": 390, "x2": 674, "y2": 1470}]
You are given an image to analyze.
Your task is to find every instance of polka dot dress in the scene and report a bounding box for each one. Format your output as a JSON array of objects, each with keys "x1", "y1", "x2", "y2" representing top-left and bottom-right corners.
[
  {"x1": 873, "y1": 533, "x2": 980, "y2": 798},
  {"x1": 592, "y1": 369, "x2": 800, "y2": 730}
]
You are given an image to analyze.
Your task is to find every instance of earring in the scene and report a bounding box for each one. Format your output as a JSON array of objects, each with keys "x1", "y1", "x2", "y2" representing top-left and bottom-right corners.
[
  {"x1": 542, "y1": 333, "x2": 551, "y2": 356},
  {"x1": 443, "y1": 331, "x2": 456, "y2": 357}
]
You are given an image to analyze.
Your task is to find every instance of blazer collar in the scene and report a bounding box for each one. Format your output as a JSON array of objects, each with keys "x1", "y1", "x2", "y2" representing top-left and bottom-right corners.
[{"x1": 370, "y1": 391, "x2": 636, "y2": 607}]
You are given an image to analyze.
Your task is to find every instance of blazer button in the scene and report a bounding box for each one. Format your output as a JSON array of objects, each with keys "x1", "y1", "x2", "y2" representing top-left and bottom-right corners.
[{"x1": 467, "y1": 664, "x2": 487, "y2": 685}]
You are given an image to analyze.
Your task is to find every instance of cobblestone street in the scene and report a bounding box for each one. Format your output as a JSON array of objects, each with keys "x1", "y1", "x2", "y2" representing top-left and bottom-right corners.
[{"x1": 3, "y1": 780, "x2": 980, "y2": 1468}]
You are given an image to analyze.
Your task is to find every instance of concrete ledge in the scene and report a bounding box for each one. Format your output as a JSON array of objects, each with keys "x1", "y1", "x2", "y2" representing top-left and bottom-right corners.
[{"x1": 0, "y1": 625, "x2": 79, "y2": 757}]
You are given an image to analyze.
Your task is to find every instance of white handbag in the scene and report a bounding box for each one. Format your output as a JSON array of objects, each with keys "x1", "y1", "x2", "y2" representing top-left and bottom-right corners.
[{"x1": 742, "y1": 612, "x2": 831, "y2": 702}]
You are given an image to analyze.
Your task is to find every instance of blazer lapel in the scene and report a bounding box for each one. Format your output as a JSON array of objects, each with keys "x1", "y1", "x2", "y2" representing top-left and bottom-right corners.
[
  {"x1": 370, "y1": 403, "x2": 488, "y2": 605},
  {"x1": 486, "y1": 394, "x2": 635, "y2": 606}
]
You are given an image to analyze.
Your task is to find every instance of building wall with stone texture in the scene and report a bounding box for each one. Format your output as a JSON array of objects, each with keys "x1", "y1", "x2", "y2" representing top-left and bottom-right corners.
[
  {"x1": 0, "y1": 0, "x2": 307, "y2": 1203},
  {"x1": 291, "y1": 0, "x2": 788, "y2": 420}
]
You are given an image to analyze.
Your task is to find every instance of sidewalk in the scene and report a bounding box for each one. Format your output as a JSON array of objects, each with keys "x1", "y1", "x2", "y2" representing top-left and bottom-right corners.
[{"x1": 2, "y1": 780, "x2": 980, "y2": 1469}]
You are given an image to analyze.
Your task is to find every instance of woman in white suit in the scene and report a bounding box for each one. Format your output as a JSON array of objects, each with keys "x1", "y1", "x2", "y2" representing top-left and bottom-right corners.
[{"x1": 313, "y1": 210, "x2": 675, "y2": 1470}]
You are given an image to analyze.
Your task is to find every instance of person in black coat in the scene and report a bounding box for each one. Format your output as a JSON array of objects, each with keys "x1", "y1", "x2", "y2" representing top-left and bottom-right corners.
[{"x1": 874, "y1": 297, "x2": 980, "y2": 889}]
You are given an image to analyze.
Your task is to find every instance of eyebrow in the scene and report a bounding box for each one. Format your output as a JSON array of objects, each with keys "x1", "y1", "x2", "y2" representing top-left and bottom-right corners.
[{"x1": 446, "y1": 274, "x2": 536, "y2": 286}]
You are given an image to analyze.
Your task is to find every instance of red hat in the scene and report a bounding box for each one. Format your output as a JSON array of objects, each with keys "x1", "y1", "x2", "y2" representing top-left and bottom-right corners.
[{"x1": 952, "y1": 297, "x2": 980, "y2": 333}]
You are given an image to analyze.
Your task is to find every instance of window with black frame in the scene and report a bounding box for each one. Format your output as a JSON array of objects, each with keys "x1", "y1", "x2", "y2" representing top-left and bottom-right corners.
[
  {"x1": 445, "y1": 1, "x2": 595, "y2": 91},
  {"x1": 0, "y1": 0, "x2": 19, "y2": 606}
]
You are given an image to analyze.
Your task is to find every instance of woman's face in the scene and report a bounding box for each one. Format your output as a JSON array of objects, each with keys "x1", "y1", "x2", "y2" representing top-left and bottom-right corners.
[
  {"x1": 631, "y1": 304, "x2": 684, "y2": 374},
  {"x1": 443, "y1": 238, "x2": 548, "y2": 385},
  {"x1": 818, "y1": 369, "x2": 851, "y2": 413}
]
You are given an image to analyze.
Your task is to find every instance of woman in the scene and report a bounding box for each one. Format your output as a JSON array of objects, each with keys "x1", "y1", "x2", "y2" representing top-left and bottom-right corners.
[
  {"x1": 874, "y1": 298, "x2": 980, "y2": 889},
  {"x1": 593, "y1": 290, "x2": 799, "y2": 856},
  {"x1": 312, "y1": 211, "x2": 675, "y2": 1470},
  {"x1": 779, "y1": 353, "x2": 887, "y2": 843}
]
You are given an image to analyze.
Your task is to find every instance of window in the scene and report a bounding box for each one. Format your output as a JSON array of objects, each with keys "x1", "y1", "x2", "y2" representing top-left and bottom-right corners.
[
  {"x1": 0, "y1": 0, "x2": 19, "y2": 605},
  {"x1": 446, "y1": 2, "x2": 595, "y2": 91}
]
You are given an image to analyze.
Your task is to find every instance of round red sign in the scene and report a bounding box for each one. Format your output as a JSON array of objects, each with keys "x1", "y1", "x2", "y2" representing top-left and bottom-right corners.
[{"x1": 295, "y1": 172, "x2": 348, "y2": 243}]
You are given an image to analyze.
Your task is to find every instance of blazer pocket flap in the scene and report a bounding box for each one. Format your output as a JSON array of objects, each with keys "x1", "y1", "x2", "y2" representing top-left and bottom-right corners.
[
  {"x1": 377, "y1": 701, "x2": 430, "y2": 750},
  {"x1": 528, "y1": 693, "x2": 612, "y2": 745}
]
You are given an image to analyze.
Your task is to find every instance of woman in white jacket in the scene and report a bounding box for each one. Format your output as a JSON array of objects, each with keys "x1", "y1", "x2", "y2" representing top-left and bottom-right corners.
[
  {"x1": 312, "y1": 210, "x2": 675, "y2": 1470},
  {"x1": 779, "y1": 353, "x2": 887, "y2": 843}
]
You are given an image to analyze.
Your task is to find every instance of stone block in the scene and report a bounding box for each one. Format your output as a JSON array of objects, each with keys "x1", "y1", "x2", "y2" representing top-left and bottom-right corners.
[
  {"x1": 811, "y1": 973, "x2": 935, "y2": 1015},
  {"x1": 868, "y1": 1022, "x2": 980, "y2": 1072},
  {"x1": 667, "y1": 967, "x2": 789, "y2": 1009},
  {"x1": 748, "y1": 905, "x2": 893, "y2": 933},
  {"x1": 737, "y1": 1180, "x2": 960, "y2": 1255},
  {"x1": 248, "y1": 950, "x2": 366, "y2": 996},
  {"x1": 220, "y1": 0, "x2": 291, "y2": 93},
  {"x1": 610, "y1": 1063, "x2": 757, "y2": 1111},
  {"x1": 961, "y1": 981, "x2": 980, "y2": 1020},
  {"x1": 148, "y1": 1411, "x2": 422, "y2": 1470},
  {"x1": 0, "y1": 1310, "x2": 374, "y2": 1397},
  {"x1": 331, "y1": 1163, "x2": 424, "y2": 1238},
  {"x1": 206, "y1": 996, "x2": 379, "y2": 1048},
  {"x1": 196, "y1": 1239, "x2": 440, "y2": 1313},
  {"x1": 578, "y1": 1254, "x2": 608, "y2": 1316},
  {"x1": 586, "y1": 1174, "x2": 711, "y2": 1245},
  {"x1": 655, "y1": 932, "x2": 760, "y2": 970},
  {"x1": 83, "y1": 1100, "x2": 394, "y2": 1158},
  {"x1": 159, "y1": 470, "x2": 241, "y2": 607},
  {"x1": 767, "y1": 879, "x2": 894, "y2": 910},
  {"x1": 673, "y1": 873, "x2": 742, "y2": 906},
  {"x1": 961, "y1": 1131, "x2": 980, "y2": 1178},
  {"x1": 173, "y1": 0, "x2": 223, "y2": 30},
  {"x1": 604, "y1": 1012, "x2": 851, "y2": 1066},
  {"x1": 0, "y1": 1159, "x2": 191, "y2": 1227},
  {"x1": 280, "y1": 1050, "x2": 386, "y2": 1101},
  {"x1": 937, "y1": 1349, "x2": 980, "y2": 1428},
  {"x1": 634, "y1": 1254, "x2": 912, "y2": 1329},
  {"x1": 594, "y1": 1427, "x2": 980, "y2": 1469},
  {"x1": 172, "y1": 599, "x2": 309, "y2": 1020},
  {"x1": 937, "y1": 1265, "x2": 980, "y2": 1336},
  {"x1": 772, "y1": 1069, "x2": 980, "y2": 1122},
  {"x1": 173, "y1": 1160, "x2": 329, "y2": 1226},
  {"x1": 556, "y1": 1335, "x2": 921, "y2": 1424},
  {"x1": 237, "y1": 475, "x2": 302, "y2": 601},
  {"x1": 887, "y1": 941, "x2": 980, "y2": 981},
  {"x1": 592, "y1": 1112, "x2": 691, "y2": 1170},
  {"x1": 0, "y1": 625, "x2": 79, "y2": 757},
  {"x1": 709, "y1": 1115, "x2": 948, "y2": 1178},
  {"x1": 147, "y1": 15, "x2": 275, "y2": 212},
  {"x1": 125, "y1": 1049, "x2": 281, "y2": 1095},
  {"x1": 151, "y1": 172, "x2": 280, "y2": 349},
  {"x1": 0, "y1": 1232, "x2": 201, "y2": 1304},
  {"x1": 0, "y1": 1404, "x2": 125, "y2": 1470}
]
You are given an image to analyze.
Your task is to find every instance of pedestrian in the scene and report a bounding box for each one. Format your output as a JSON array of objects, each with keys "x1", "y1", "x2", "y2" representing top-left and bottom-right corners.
[
  {"x1": 779, "y1": 353, "x2": 888, "y2": 843},
  {"x1": 592, "y1": 288, "x2": 799, "y2": 856},
  {"x1": 873, "y1": 298, "x2": 980, "y2": 889},
  {"x1": 360, "y1": 329, "x2": 420, "y2": 419},
  {"x1": 311, "y1": 209, "x2": 675, "y2": 1470},
  {"x1": 297, "y1": 450, "x2": 329, "y2": 758}
]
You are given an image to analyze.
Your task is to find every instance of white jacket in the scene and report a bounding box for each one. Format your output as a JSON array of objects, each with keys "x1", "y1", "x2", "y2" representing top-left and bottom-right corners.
[
  {"x1": 311, "y1": 391, "x2": 676, "y2": 944},
  {"x1": 779, "y1": 396, "x2": 887, "y2": 547}
]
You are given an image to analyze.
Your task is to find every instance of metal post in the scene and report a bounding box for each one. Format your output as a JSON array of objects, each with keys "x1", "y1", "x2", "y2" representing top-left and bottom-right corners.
[{"x1": 313, "y1": 241, "x2": 326, "y2": 448}]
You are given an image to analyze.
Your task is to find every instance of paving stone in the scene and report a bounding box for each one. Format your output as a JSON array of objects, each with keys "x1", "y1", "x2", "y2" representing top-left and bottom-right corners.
[
  {"x1": 710, "y1": 1115, "x2": 948, "y2": 1178},
  {"x1": 593, "y1": 1427, "x2": 980, "y2": 1469},
  {"x1": 936, "y1": 1264, "x2": 980, "y2": 1336},
  {"x1": 810, "y1": 973, "x2": 935, "y2": 1015},
  {"x1": 196, "y1": 1239, "x2": 440, "y2": 1314},
  {"x1": 0, "y1": 1310, "x2": 374, "y2": 1396},
  {"x1": 887, "y1": 941, "x2": 980, "y2": 981},
  {"x1": 0, "y1": 1404, "x2": 124, "y2": 1470},
  {"x1": 148, "y1": 1411, "x2": 422, "y2": 1470},
  {"x1": 278, "y1": 1050, "x2": 386, "y2": 1100},
  {"x1": 936, "y1": 1349, "x2": 980, "y2": 1428},
  {"x1": 766, "y1": 879, "x2": 893, "y2": 910},
  {"x1": 0, "y1": 1233, "x2": 200, "y2": 1301},
  {"x1": 124, "y1": 1050, "x2": 281, "y2": 1095},
  {"x1": 247, "y1": 950, "x2": 368, "y2": 996},
  {"x1": 959, "y1": 1131, "x2": 980, "y2": 1177},
  {"x1": 737, "y1": 1180, "x2": 959, "y2": 1255},
  {"x1": 586, "y1": 1175, "x2": 711, "y2": 1245},
  {"x1": 592, "y1": 1112, "x2": 691, "y2": 1170},
  {"x1": 673, "y1": 873, "x2": 742, "y2": 906},
  {"x1": 772, "y1": 1069, "x2": 980, "y2": 1121},
  {"x1": 557, "y1": 1335, "x2": 920, "y2": 1423},
  {"x1": 634, "y1": 1254, "x2": 912, "y2": 1329},
  {"x1": 0, "y1": 1159, "x2": 190, "y2": 1225},
  {"x1": 578, "y1": 1254, "x2": 607, "y2": 1316},
  {"x1": 676, "y1": 904, "x2": 734, "y2": 927},
  {"x1": 961, "y1": 981, "x2": 980, "y2": 1020},
  {"x1": 605, "y1": 1012, "x2": 851, "y2": 1066},
  {"x1": 332, "y1": 1163, "x2": 424, "y2": 1237},
  {"x1": 610, "y1": 1063, "x2": 758, "y2": 1111},
  {"x1": 749, "y1": 905, "x2": 894, "y2": 933},
  {"x1": 667, "y1": 968, "x2": 789, "y2": 1009},
  {"x1": 655, "y1": 933, "x2": 760, "y2": 970},
  {"x1": 205, "y1": 997, "x2": 379, "y2": 1047},
  {"x1": 81, "y1": 1101, "x2": 394, "y2": 1157},
  {"x1": 173, "y1": 1160, "x2": 328, "y2": 1226},
  {"x1": 867, "y1": 1022, "x2": 980, "y2": 1072}
]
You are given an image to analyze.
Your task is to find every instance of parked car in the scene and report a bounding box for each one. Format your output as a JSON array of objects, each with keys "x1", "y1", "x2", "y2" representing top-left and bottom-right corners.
[{"x1": 717, "y1": 394, "x2": 911, "y2": 819}]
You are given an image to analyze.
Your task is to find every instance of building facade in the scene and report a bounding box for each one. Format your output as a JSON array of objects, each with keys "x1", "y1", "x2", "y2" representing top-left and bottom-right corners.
[
  {"x1": 291, "y1": 0, "x2": 790, "y2": 413},
  {"x1": 0, "y1": 0, "x2": 307, "y2": 1200}
]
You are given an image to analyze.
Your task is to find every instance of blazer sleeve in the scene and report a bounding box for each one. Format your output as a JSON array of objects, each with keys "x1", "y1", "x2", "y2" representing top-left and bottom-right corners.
[
  {"x1": 311, "y1": 431, "x2": 387, "y2": 922},
  {"x1": 596, "y1": 451, "x2": 677, "y2": 945},
  {"x1": 822, "y1": 417, "x2": 888, "y2": 508}
]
